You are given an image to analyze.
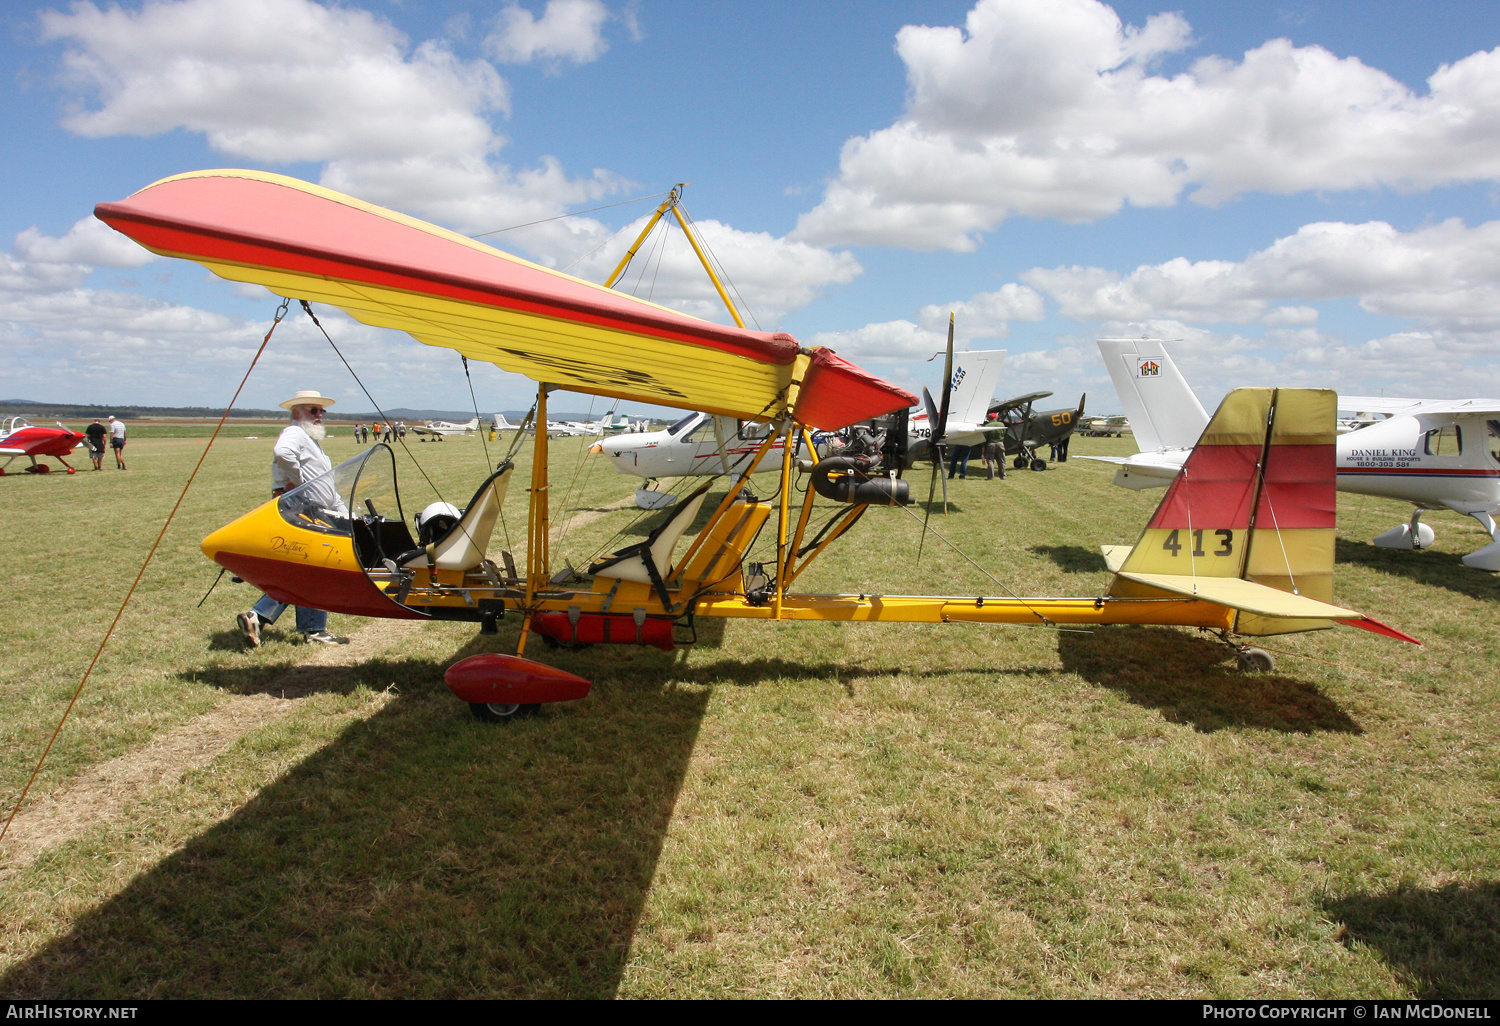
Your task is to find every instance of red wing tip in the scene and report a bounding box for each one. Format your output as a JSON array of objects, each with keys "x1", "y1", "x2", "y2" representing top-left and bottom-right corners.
[{"x1": 1336, "y1": 617, "x2": 1422, "y2": 645}]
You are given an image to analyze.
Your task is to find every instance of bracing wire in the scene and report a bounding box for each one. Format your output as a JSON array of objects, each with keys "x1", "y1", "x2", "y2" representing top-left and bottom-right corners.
[
  {"x1": 2, "y1": 298, "x2": 292, "y2": 848},
  {"x1": 675, "y1": 202, "x2": 761, "y2": 330},
  {"x1": 460, "y1": 354, "x2": 493, "y2": 470},
  {"x1": 894, "y1": 503, "x2": 1058, "y2": 627},
  {"x1": 299, "y1": 301, "x2": 450, "y2": 510},
  {"x1": 469, "y1": 191, "x2": 667, "y2": 240}
]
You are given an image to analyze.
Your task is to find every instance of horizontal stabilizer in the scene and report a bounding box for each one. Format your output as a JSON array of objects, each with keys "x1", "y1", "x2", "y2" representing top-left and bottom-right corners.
[
  {"x1": 1116, "y1": 572, "x2": 1358, "y2": 619},
  {"x1": 1100, "y1": 545, "x2": 1131, "y2": 572}
]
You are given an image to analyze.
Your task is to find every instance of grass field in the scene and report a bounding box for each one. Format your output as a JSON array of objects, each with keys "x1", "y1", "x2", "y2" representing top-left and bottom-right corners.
[{"x1": 0, "y1": 428, "x2": 1496, "y2": 998}]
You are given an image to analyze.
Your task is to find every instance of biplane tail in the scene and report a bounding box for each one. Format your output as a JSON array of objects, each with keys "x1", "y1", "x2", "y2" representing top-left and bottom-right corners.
[{"x1": 1103, "y1": 387, "x2": 1418, "y2": 642}]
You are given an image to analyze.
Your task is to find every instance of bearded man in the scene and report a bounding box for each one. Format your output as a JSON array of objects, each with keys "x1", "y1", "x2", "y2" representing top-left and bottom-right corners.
[{"x1": 236, "y1": 389, "x2": 349, "y2": 647}]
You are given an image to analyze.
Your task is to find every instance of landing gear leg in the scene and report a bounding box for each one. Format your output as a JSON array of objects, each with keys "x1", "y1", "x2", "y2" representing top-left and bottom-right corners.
[{"x1": 1408, "y1": 508, "x2": 1428, "y2": 550}]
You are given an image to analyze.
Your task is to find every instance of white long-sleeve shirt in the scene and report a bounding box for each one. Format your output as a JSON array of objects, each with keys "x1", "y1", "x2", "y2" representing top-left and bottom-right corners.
[{"x1": 272, "y1": 423, "x2": 332, "y2": 492}]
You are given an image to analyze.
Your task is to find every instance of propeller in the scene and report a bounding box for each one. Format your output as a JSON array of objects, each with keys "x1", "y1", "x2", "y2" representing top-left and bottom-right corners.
[{"x1": 917, "y1": 313, "x2": 956, "y2": 563}]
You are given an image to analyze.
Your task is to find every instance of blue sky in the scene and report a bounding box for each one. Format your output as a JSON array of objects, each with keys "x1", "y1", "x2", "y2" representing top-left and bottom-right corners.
[{"x1": 4, "y1": 0, "x2": 1500, "y2": 417}]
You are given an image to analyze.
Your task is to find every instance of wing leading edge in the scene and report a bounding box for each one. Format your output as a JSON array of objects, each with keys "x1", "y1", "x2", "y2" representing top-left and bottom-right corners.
[{"x1": 95, "y1": 169, "x2": 915, "y2": 429}]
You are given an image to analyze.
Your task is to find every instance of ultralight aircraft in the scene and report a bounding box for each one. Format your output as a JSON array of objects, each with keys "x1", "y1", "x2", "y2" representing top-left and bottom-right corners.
[{"x1": 95, "y1": 170, "x2": 1418, "y2": 722}]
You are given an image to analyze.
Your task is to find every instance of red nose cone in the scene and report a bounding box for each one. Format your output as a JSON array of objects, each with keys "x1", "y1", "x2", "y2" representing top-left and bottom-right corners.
[{"x1": 444, "y1": 654, "x2": 591, "y2": 706}]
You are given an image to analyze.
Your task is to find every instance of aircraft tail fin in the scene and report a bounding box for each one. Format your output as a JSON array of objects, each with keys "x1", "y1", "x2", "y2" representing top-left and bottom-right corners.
[
  {"x1": 948, "y1": 350, "x2": 1006, "y2": 427},
  {"x1": 1098, "y1": 339, "x2": 1207, "y2": 452},
  {"x1": 1107, "y1": 387, "x2": 1412, "y2": 640}
]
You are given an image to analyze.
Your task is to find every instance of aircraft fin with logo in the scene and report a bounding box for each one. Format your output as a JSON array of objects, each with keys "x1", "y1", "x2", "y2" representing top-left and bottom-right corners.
[
  {"x1": 1098, "y1": 339, "x2": 1208, "y2": 453},
  {"x1": 947, "y1": 350, "x2": 1007, "y2": 427}
]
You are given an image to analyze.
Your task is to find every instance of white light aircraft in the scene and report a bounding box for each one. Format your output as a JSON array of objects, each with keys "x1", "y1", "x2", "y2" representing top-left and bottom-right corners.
[
  {"x1": 550, "y1": 411, "x2": 629, "y2": 437},
  {"x1": 410, "y1": 417, "x2": 479, "y2": 441},
  {"x1": 1089, "y1": 339, "x2": 1500, "y2": 570}
]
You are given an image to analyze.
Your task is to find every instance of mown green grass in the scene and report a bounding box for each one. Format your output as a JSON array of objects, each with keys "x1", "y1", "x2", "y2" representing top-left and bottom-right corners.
[{"x1": 0, "y1": 430, "x2": 1496, "y2": 998}]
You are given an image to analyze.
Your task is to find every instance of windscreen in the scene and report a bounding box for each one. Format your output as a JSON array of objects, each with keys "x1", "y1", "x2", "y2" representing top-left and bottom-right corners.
[{"x1": 277, "y1": 445, "x2": 397, "y2": 536}]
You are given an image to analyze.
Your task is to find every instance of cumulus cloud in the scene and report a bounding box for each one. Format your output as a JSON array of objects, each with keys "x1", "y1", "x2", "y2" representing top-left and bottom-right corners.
[
  {"x1": 806, "y1": 320, "x2": 945, "y2": 364},
  {"x1": 806, "y1": 283, "x2": 1045, "y2": 366},
  {"x1": 1023, "y1": 218, "x2": 1500, "y2": 329},
  {"x1": 485, "y1": 0, "x2": 611, "y2": 66},
  {"x1": 918, "y1": 283, "x2": 1045, "y2": 340},
  {"x1": 40, "y1": 0, "x2": 622, "y2": 262},
  {"x1": 568, "y1": 214, "x2": 861, "y2": 325},
  {"x1": 795, "y1": 0, "x2": 1500, "y2": 250}
]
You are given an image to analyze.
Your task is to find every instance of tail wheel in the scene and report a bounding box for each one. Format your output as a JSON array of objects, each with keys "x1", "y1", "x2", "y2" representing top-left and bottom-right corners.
[
  {"x1": 468, "y1": 702, "x2": 540, "y2": 723},
  {"x1": 1236, "y1": 648, "x2": 1274, "y2": 673}
]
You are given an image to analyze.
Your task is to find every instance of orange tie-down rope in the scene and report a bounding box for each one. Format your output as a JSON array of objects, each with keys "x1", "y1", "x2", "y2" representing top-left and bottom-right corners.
[{"x1": 0, "y1": 298, "x2": 290, "y2": 847}]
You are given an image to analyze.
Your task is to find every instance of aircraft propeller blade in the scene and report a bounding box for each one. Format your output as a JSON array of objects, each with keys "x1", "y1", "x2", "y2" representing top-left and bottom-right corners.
[
  {"x1": 937, "y1": 313, "x2": 954, "y2": 444},
  {"x1": 917, "y1": 445, "x2": 947, "y2": 564},
  {"x1": 922, "y1": 386, "x2": 940, "y2": 440}
]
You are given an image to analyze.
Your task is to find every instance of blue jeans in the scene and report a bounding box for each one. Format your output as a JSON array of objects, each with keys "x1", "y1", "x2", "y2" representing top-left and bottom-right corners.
[
  {"x1": 947, "y1": 445, "x2": 971, "y2": 479},
  {"x1": 251, "y1": 593, "x2": 327, "y2": 634}
]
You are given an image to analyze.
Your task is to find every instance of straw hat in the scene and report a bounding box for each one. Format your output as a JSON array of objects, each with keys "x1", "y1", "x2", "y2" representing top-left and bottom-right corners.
[{"x1": 279, "y1": 390, "x2": 336, "y2": 411}]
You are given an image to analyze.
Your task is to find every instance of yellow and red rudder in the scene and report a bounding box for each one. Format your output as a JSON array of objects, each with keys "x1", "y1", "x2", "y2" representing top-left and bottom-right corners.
[{"x1": 1107, "y1": 387, "x2": 1417, "y2": 642}]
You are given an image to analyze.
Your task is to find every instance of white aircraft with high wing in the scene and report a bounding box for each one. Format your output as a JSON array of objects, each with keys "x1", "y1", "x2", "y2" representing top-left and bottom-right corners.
[
  {"x1": 1088, "y1": 338, "x2": 1500, "y2": 570},
  {"x1": 410, "y1": 416, "x2": 479, "y2": 440},
  {"x1": 593, "y1": 350, "x2": 1008, "y2": 508},
  {"x1": 550, "y1": 410, "x2": 631, "y2": 437}
]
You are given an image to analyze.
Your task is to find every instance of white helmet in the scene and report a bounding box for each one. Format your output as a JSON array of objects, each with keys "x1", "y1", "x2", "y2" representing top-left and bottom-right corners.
[{"x1": 417, "y1": 501, "x2": 461, "y2": 545}]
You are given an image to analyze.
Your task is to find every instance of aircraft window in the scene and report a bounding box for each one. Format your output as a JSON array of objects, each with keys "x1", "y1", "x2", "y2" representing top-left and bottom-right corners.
[
  {"x1": 683, "y1": 417, "x2": 716, "y2": 442},
  {"x1": 1423, "y1": 425, "x2": 1462, "y2": 457},
  {"x1": 666, "y1": 413, "x2": 698, "y2": 436},
  {"x1": 1488, "y1": 420, "x2": 1500, "y2": 463}
]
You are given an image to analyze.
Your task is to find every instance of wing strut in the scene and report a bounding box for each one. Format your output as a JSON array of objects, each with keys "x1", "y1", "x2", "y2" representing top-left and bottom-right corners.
[{"x1": 604, "y1": 183, "x2": 746, "y2": 329}]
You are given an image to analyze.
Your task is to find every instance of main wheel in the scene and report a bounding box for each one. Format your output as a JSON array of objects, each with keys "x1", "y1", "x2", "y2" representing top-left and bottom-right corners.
[
  {"x1": 469, "y1": 701, "x2": 540, "y2": 723},
  {"x1": 1236, "y1": 648, "x2": 1274, "y2": 673},
  {"x1": 1014, "y1": 455, "x2": 1028, "y2": 469},
  {"x1": 1030, "y1": 458, "x2": 1047, "y2": 471}
]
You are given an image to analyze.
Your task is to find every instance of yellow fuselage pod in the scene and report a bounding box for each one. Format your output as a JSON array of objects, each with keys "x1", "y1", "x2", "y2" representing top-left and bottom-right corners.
[{"x1": 202, "y1": 499, "x2": 423, "y2": 618}]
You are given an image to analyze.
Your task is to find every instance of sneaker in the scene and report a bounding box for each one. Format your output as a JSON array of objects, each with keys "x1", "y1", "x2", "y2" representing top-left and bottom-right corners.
[
  {"x1": 302, "y1": 630, "x2": 349, "y2": 645},
  {"x1": 237, "y1": 611, "x2": 261, "y2": 648}
]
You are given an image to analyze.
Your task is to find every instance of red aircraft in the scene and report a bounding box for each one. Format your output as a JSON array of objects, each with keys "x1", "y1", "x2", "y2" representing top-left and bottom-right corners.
[{"x1": 0, "y1": 417, "x2": 85, "y2": 475}]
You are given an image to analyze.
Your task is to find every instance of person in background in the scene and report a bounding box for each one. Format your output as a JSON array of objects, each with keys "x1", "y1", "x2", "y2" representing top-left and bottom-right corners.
[
  {"x1": 236, "y1": 389, "x2": 350, "y2": 648},
  {"x1": 946, "y1": 444, "x2": 971, "y2": 480},
  {"x1": 107, "y1": 415, "x2": 127, "y2": 469},
  {"x1": 84, "y1": 419, "x2": 107, "y2": 471}
]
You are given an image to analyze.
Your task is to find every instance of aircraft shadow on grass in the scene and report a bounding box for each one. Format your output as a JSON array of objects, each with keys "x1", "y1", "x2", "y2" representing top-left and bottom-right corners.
[
  {"x1": 1029, "y1": 545, "x2": 1109, "y2": 574},
  {"x1": 5, "y1": 617, "x2": 1074, "y2": 998},
  {"x1": 3, "y1": 646, "x2": 713, "y2": 999},
  {"x1": 1325, "y1": 881, "x2": 1500, "y2": 998},
  {"x1": 1056, "y1": 626, "x2": 1362, "y2": 735},
  {"x1": 1336, "y1": 539, "x2": 1500, "y2": 604}
]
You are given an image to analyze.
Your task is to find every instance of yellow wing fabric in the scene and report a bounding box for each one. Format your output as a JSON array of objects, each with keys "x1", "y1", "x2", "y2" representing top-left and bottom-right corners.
[{"x1": 96, "y1": 169, "x2": 901, "y2": 423}]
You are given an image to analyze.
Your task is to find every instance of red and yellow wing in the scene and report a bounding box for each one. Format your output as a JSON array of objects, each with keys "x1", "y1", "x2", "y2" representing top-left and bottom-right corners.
[{"x1": 95, "y1": 169, "x2": 914, "y2": 428}]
